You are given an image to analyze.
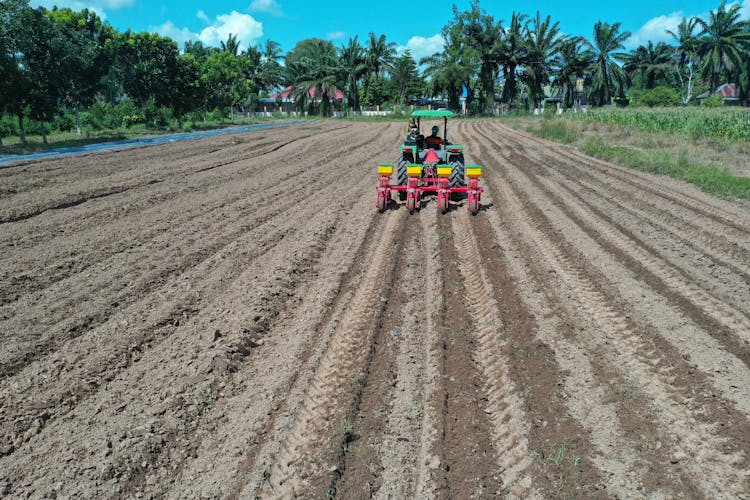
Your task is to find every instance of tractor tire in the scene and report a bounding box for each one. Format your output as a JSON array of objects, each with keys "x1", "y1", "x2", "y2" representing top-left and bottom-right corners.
[
  {"x1": 449, "y1": 160, "x2": 465, "y2": 201},
  {"x1": 396, "y1": 158, "x2": 409, "y2": 201},
  {"x1": 449, "y1": 160, "x2": 465, "y2": 187}
]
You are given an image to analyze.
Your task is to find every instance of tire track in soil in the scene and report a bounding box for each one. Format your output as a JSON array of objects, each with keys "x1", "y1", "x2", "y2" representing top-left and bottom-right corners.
[
  {"x1": 373, "y1": 208, "x2": 443, "y2": 499},
  {"x1": 475, "y1": 125, "x2": 750, "y2": 412},
  {"x1": 462, "y1": 122, "x2": 698, "y2": 497},
  {"x1": 0, "y1": 125, "x2": 376, "y2": 377},
  {"x1": 163, "y1": 169, "x2": 388, "y2": 499},
  {"x1": 478, "y1": 126, "x2": 750, "y2": 361},
  {"x1": 484, "y1": 124, "x2": 750, "y2": 319},
  {"x1": 419, "y1": 210, "x2": 505, "y2": 499},
  {"x1": 257, "y1": 210, "x2": 408, "y2": 497},
  {"x1": 470, "y1": 123, "x2": 749, "y2": 496},
  {"x1": 0, "y1": 124, "x2": 399, "y2": 496},
  {"x1": 0, "y1": 125, "x2": 394, "y2": 456}
]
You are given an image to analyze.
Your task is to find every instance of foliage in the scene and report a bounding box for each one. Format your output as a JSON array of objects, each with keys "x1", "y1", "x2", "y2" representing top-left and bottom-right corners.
[
  {"x1": 568, "y1": 107, "x2": 750, "y2": 141},
  {"x1": 636, "y1": 86, "x2": 682, "y2": 107},
  {"x1": 701, "y1": 95, "x2": 726, "y2": 107}
]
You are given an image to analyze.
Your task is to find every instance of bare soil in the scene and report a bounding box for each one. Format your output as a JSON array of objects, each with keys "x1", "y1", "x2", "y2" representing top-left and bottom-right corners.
[{"x1": 1, "y1": 120, "x2": 748, "y2": 498}]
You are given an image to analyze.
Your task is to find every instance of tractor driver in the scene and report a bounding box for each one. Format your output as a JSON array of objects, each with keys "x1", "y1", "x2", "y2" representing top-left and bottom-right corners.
[{"x1": 424, "y1": 125, "x2": 448, "y2": 149}]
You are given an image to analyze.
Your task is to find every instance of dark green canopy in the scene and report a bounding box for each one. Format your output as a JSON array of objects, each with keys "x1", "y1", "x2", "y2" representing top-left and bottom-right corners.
[{"x1": 411, "y1": 110, "x2": 454, "y2": 117}]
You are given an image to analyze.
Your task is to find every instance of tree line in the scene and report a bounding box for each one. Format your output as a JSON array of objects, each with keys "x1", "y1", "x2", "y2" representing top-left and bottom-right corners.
[{"x1": 1, "y1": 0, "x2": 749, "y2": 144}]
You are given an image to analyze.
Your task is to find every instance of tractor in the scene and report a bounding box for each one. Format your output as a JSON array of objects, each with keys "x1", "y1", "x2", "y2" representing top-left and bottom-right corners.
[{"x1": 376, "y1": 110, "x2": 484, "y2": 215}]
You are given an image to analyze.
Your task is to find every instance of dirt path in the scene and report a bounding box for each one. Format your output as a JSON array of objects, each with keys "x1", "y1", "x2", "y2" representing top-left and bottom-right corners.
[{"x1": 0, "y1": 120, "x2": 748, "y2": 498}]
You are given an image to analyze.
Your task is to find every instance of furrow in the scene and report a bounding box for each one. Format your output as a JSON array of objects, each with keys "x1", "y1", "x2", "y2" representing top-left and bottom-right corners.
[
  {"x1": 450, "y1": 210, "x2": 537, "y2": 497},
  {"x1": 259, "y1": 210, "x2": 406, "y2": 497},
  {"x1": 478, "y1": 142, "x2": 749, "y2": 495}
]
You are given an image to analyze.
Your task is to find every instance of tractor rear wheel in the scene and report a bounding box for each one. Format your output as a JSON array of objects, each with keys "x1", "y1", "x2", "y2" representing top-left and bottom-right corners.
[
  {"x1": 396, "y1": 158, "x2": 409, "y2": 201},
  {"x1": 449, "y1": 160, "x2": 465, "y2": 201}
]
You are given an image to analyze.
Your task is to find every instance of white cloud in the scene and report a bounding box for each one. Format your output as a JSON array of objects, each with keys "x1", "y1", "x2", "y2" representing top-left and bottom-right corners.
[
  {"x1": 249, "y1": 0, "x2": 282, "y2": 16},
  {"x1": 151, "y1": 20, "x2": 198, "y2": 47},
  {"x1": 327, "y1": 31, "x2": 347, "y2": 40},
  {"x1": 198, "y1": 11, "x2": 264, "y2": 50},
  {"x1": 397, "y1": 34, "x2": 444, "y2": 62},
  {"x1": 626, "y1": 11, "x2": 684, "y2": 48},
  {"x1": 197, "y1": 9, "x2": 210, "y2": 23}
]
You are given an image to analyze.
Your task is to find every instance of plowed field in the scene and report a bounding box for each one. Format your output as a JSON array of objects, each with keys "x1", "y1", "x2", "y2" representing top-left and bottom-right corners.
[{"x1": 1, "y1": 120, "x2": 749, "y2": 498}]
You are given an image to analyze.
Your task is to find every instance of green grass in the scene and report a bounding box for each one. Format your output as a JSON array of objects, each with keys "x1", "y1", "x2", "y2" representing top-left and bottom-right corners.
[
  {"x1": 511, "y1": 114, "x2": 750, "y2": 201},
  {"x1": 569, "y1": 107, "x2": 750, "y2": 141},
  {"x1": 581, "y1": 137, "x2": 750, "y2": 200}
]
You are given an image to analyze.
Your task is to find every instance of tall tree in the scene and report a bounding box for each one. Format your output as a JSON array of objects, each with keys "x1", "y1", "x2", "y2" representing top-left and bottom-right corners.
[
  {"x1": 447, "y1": 0, "x2": 503, "y2": 113},
  {"x1": 552, "y1": 37, "x2": 594, "y2": 108},
  {"x1": 0, "y1": 0, "x2": 31, "y2": 143},
  {"x1": 116, "y1": 31, "x2": 179, "y2": 107},
  {"x1": 47, "y1": 7, "x2": 114, "y2": 135},
  {"x1": 365, "y1": 32, "x2": 396, "y2": 77},
  {"x1": 667, "y1": 17, "x2": 700, "y2": 103},
  {"x1": 498, "y1": 11, "x2": 528, "y2": 106},
  {"x1": 587, "y1": 21, "x2": 631, "y2": 105},
  {"x1": 391, "y1": 50, "x2": 420, "y2": 106},
  {"x1": 339, "y1": 36, "x2": 367, "y2": 112},
  {"x1": 621, "y1": 41, "x2": 672, "y2": 89},
  {"x1": 695, "y1": 1, "x2": 750, "y2": 91},
  {"x1": 523, "y1": 11, "x2": 565, "y2": 109},
  {"x1": 285, "y1": 39, "x2": 341, "y2": 115},
  {"x1": 221, "y1": 33, "x2": 240, "y2": 56}
]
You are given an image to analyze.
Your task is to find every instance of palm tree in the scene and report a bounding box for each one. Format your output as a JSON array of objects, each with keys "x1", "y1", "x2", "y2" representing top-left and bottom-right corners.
[
  {"x1": 621, "y1": 41, "x2": 672, "y2": 89},
  {"x1": 220, "y1": 33, "x2": 240, "y2": 56},
  {"x1": 667, "y1": 17, "x2": 700, "y2": 103},
  {"x1": 498, "y1": 11, "x2": 527, "y2": 105},
  {"x1": 587, "y1": 21, "x2": 631, "y2": 106},
  {"x1": 552, "y1": 37, "x2": 594, "y2": 108},
  {"x1": 420, "y1": 48, "x2": 464, "y2": 111},
  {"x1": 695, "y1": 1, "x2": 750, "y2": 91},
  {"x1": 365, "y1": 32, "x2": 396, "y2": 77},
  {"x1": 286, "y1": 39, "x2": 341, "y2": 116},
  {"x1": 523, "y1": 11, "x2": 565, "y2": 109},
  {"x1": 339, "y1": 36, "x2": 366, "y2": 112}
]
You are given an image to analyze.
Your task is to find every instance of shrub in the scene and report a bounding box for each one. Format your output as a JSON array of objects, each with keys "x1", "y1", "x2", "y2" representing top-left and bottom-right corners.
[
  {"x1": 638, "y1": 86, "x2": 681, "y2": 107},
  {"x1": 701, "y1": 95, "x2": 725, "y2": 107},
  {"x1": 0, "y1": 115, "x2": 18, "y2": 140}
]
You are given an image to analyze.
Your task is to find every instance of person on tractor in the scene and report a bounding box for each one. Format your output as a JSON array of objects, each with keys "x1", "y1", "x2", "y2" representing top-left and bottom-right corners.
[{"x1": 425, "y1": 125, "x2": 448, "y2": 149}]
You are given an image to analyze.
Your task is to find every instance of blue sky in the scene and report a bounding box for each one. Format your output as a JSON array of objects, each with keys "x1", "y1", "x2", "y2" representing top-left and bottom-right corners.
[{"x1": 30, "y1": 0, "x2": 750, "y2": 60}]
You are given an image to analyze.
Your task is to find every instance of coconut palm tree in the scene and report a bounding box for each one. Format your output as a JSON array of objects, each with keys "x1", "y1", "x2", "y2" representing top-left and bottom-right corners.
[
  {"x1": 523, "y1": 11, "x2": 565, "y2": 109},
  {"x1": 695, "y1": 1, "x2": 750, "y2": 91},
  {"x1": 221, "y1": 33, "x2": 240, "y2": 56},
  {"x1": 339, "y1": 36, "x2": 366, "y2": 112},
  {"x1": 498, "y1": 11, "x2": 528, "y2": 105},
  {"x1": 587, "y1": 21, "x2": 631, "y2": 106},
  {"x1": 365, "y1": 32, "x2": 396, "y2": 78}
]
